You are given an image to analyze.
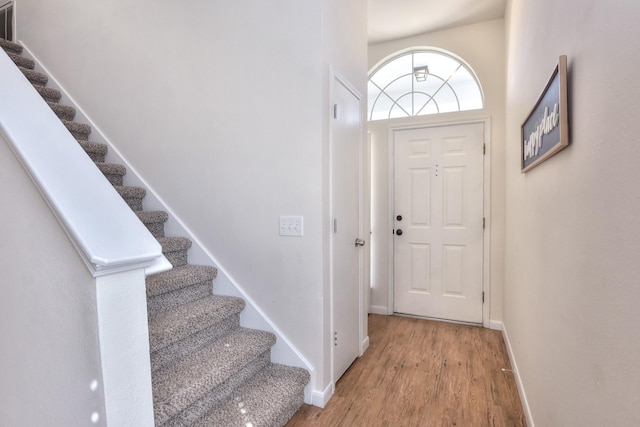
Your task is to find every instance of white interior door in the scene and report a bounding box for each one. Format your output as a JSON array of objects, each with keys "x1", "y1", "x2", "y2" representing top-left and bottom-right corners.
[
  {"x1": 393, "y1": 123, "x2": 484, "y2": 323},
  {"x1": 331, "y1": 74, "x2": 363, "y2": 381}
]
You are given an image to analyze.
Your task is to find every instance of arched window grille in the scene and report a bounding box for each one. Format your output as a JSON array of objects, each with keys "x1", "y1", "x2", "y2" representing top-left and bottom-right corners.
[{"x1": 368, "y1": 49, "x2": 483, "y2": 121}]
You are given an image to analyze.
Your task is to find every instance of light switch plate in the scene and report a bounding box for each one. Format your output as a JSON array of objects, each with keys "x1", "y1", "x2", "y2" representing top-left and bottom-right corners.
[{"x1": 279, "y1": 216, "x2": 303, "y2": 237}]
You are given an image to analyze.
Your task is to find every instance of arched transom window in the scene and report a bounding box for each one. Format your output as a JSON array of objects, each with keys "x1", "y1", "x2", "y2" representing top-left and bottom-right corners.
[{"x1": 368, "y1": 49, "x2": 483, "y2": 121}]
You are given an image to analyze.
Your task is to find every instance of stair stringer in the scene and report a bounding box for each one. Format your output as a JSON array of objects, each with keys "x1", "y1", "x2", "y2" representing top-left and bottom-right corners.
[{"x1": 18, "y1": 41, "x2": 321, "y2": 406}]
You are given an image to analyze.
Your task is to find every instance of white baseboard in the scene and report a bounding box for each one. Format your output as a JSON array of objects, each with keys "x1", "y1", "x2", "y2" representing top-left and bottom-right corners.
[
  {"x1": 501, "y1": 322, "x2": 535, "y2": 427},
  {"x1": 369, "y1": 305, "x2": 389, "y2": 315},
  {"x1": 311, "y1": 382, "x2": 334, "y2": 408},
  {"x1": 489, "y1": 319, "x2": 503, "y2": 331},
  {"x1": 361, "y1": 335, "x2": 370, "y2": 355}
]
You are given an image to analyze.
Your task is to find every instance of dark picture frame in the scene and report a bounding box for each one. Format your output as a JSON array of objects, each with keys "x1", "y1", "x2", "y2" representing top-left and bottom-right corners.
[{"x1": 521, "y1": 55, "x2": 569, "y2": 172}]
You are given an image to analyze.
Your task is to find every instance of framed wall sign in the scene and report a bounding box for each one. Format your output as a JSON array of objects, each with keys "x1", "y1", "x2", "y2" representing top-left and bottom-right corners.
[{"x1": 521, "y1": 55, "x2": 569, "y2": 172}]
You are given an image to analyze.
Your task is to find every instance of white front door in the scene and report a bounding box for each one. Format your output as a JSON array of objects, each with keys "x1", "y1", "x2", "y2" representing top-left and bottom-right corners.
[
  {"x1": 331, "y1": 74, "x2": 363, "y2": 381},
  {"x1": 393, "y1": 123, "x2": 484, "y2": 323}
]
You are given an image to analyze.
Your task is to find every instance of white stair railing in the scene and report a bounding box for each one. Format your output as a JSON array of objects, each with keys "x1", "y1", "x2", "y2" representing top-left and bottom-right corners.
[{"x1": 0, "y1": 45, "x2": 169, "y2": 277}]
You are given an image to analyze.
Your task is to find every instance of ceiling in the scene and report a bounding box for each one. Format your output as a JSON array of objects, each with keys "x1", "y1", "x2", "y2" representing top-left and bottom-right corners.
[{"x1": 368, "y1": 0, "x2": 506, "y2": 44}]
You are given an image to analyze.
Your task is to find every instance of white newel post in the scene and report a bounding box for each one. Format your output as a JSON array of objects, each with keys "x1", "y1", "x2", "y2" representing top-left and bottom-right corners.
[{"x1": 96, "y1": 270, "x2": 156, "y2": 427}]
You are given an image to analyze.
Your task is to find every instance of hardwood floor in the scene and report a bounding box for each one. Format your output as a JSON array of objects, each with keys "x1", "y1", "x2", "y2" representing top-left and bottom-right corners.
[{"x1": 286, "y1": 314, "x2": 526, "y2": 427}]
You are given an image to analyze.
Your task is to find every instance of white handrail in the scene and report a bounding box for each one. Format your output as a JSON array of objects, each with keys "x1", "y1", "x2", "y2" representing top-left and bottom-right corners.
[{"x1": 0, "y1": 46, "x2": 169, "y2": 277}]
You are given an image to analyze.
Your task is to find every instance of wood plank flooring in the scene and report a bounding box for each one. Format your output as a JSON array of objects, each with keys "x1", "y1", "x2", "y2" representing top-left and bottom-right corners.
[{"x1": 286, "y1": 314, "x2": 526, "y2": 427}]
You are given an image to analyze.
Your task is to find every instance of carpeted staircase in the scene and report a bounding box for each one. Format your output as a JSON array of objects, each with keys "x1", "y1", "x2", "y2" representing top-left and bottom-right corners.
[{"x1": 1, "y1": 38, "x2": 309, "y2": 427}]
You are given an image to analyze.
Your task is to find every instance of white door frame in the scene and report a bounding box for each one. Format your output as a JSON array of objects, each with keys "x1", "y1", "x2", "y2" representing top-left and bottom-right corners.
[
  {"x1": 328, "y1": 67, "x2": 369, "y2": 389},
  {"x1": 387, "y1": 118, "x2": 492, "y2": 327}
]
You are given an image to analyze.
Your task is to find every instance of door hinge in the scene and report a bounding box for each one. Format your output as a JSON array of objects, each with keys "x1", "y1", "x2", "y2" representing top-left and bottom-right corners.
[
  {"x1": 482, "y1": 291, "x2": 485, "y2": 303},
  {"x1": 483, "y1": 143, "x2": 486, "y2": 155},
  {"x1": 334, "y1": 331, "x2": 338, "y2": 346},
  {"x1": 333, "y1": 104, "x2": 338, "y2": 119},
  {"x1": 483, "y1": 217, "x2": 486, "y2": 229}
]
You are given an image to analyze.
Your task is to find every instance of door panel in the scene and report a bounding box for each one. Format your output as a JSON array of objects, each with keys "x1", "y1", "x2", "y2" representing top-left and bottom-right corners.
[
  {"x1": 393, "y1": 123, "x2": 484, "y2": 323},
  {"x1": 332, "y1": 76, "x2": 362, "y2": 381}
]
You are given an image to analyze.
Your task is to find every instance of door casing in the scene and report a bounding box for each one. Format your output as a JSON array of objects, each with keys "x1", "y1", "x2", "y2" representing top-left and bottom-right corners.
[{"x1": 387, "y1": 118, "x2": 491, "y2": 327}]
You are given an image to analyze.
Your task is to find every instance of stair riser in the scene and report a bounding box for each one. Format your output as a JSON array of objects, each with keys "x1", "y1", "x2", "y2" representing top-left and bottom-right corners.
[
  {"x1": 0, "y1": 39, "x2": 22, "y2": 54},
  {"x1": 77, "y1": 141, "x2": 107, "y2": 163},
  {"x1": 200, "y1": 383, "x2": 306, "y2": 427},
  {"x1": 34, "y1": 85, "x2": 61, "y2": 103},
  {"x1": 158, "y1": 351, "x2": 272, "y2": 427},
  {"x1": 21, "y1": 68, "x2": 48, "y2": 85},
  {"x1": 49, "y1": 104, "x2": 76, "y2": 121},
  {"x1": 64, "y1": 122, "x2": 92, "y2": 140},
  {"x1": 147, "y1": 282, "x2": 211, "y2": 317},
  {"x1": 80, "y1": 149, "x2": 105, "y2": 163},
  {"x1": 86, "y1": 151, "x2": 106, "y2": 163},
  {"x1": 195, "y1": 363, "x2": 309, "y2": 427},
  {"x1": 146, "y1": 264, "x2": 217, "y2": 301},
  {"x1": 8, "y1": 53, "x2": 34, "y2": 70},
  {"x1": 52, "y1": 108, "x2": 76, "y2": 121},
  {"x1": 103, "y1": 173, "x2": 124, "y2": 186},
  {"x1": 151, "y1": 315, "x2": 240, "y2": 372},
  {"x1": 164, "y1": 249, "x2": 189, "y2": 267},
  {"x1": 121, "y1": 196, "x2": 144, "y2": 211},
  {"x1": 144, "y1": 221, "x2": 165, "y2": 238},
  {"x1": 71, "y1": 131, "x2": 91, "y2": 140},
  {"x1": 272, "y1": 394, "x2": 306, "y2": 427}
]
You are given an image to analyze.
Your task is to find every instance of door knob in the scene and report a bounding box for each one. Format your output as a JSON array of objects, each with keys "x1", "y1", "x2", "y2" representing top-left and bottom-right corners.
[
  {"x1": 355, "y1": 238, "x2": 366, "y2": 247},
  {"x1": 396, "y1": 229, "x2": 403, "y2": 236}
]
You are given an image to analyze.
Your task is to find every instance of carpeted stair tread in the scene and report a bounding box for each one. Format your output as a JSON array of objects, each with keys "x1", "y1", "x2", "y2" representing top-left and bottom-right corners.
[
  {"x1": 148, "y1": 294, "x2": 245, "y2": 353},
  {"x1": 150, "y1": 314, "x2": 241, "y2": 375},
  {"x1": 195, "y1": 364, "x2": 310, "y2": 427},
  {"x1": 114, "y1": 185, "x2": 146, "y2": 211},
  {"x1": 96, "y1": 162, "x2": 126, "y2": 185},
  {"x1": 47, "y1": 101, "x2": 76, "y2": 121},
  {"x1": 147, "y1": 283, "x2": 213, "y2": 318},
  {"x1": 136, "y1": 210, "x2": 169, "y2": 237},
  {"x1": 0, "y1": 38, "x2": 22, "y2": 54},
  {"x1": 158, "y1": 236, "x2": 192, "y2": 267},
  {"x1": 62, "y1": 119, "x2": 91, "y2": 139},
  {"x1": 114, "y1": 185, "x2": 146, "y2": 198},
  {"x1": 158, "y1": 236, "x2": 192, "y2": 254},
  {"x1": 7, "y1": 52, "x2": 34, "y2": 69},
  {"x1": 33, "y1": 84, "x2": 62, "y2": 103},
  {"x1": 160, "y1": 353, "x2": 272, "y2": 427},
  {"x1": 146, "y1": 264, "x2": 217, "y2": 298},
  {"x1": 152, "y1": 328, "x2": 277, "y2": 424},
  {"x1": 78, "y1": 140, "x2": 108, "y2": 162},
  {"x1": 19, "y1": 66, "x2": 48, "y2": 85},
  {"x1": 95, "y1": 162, "x2": 125, "y2": 175}
]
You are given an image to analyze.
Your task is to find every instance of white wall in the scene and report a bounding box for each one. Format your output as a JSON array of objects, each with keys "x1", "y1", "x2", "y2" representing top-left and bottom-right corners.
[
  {"x1": 367, "y1": 19, "x2": 506, "y2": 323},
  {"x1": 0, "y1": 133, "x2": 107, "y2": 426},
  {"x1": 504, "y1": 0, "x2": 640, "y2": 425},
  {"x1": 16, "y1": 0, "x2": 367, "y2": 399}
]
